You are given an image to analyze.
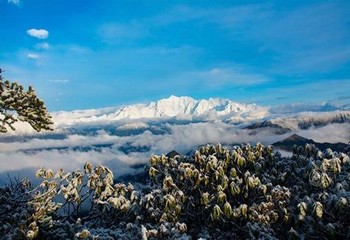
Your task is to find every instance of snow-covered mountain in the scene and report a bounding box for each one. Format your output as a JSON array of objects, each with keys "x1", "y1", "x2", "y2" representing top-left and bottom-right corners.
[
  {"x1": 7, "y1": 95, "x2": 349, "y2": 135},
  {"x1": 51, "y1": 95, "x2": 269, "y2": 127},
  {"x1": 246, "y1": 111, "x2": 350, "y2": 132},
  {"x1": 106, "y1": 95, "x2": 267, "y2": 120}
]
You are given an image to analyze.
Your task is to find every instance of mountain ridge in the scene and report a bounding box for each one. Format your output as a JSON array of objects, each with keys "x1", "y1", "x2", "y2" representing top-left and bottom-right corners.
[
  {"x1": 102, "y1": 95, "x2": 264, "y2": 120},
  {"x1": 272, "y1": 134, "x2": 349, "y2": 152},
  {"x1": 6, "y1": 95, "x2": 350, "y2": 134},
  {"x1": 246, "y1": 111, "x2": 350, "y2": 132},
  {"x1": 51, "y1": 95, "x2": 269, "y2": 127}
]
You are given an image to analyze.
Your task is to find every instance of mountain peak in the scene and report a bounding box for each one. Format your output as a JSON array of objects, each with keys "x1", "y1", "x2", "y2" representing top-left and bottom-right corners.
[
  {"x1": 273, "y1": 134, "x2": 349, "y2": 152},
  {"x1": 285, "y1": 134, "x2": 311, "y2": 143}
]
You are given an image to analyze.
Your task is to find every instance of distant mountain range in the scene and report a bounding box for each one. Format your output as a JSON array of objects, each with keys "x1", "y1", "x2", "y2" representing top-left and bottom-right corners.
[
  {"x1": 4, "y1": 95, "x2": 350, "y2": 135},
  {"x1": 245, "y1": 111, "x2": 350, "y2": 133},
  {"x1": 272, "y1": 134, "x2": 349, "y2": 152},
  {"x1": 51, "y1": 95, "x2": 269, "y2": 126},
  {"x1": 108, "y1": 95, "x2": 261, "y2": 120},
  {"x1": 47, "y1": 96, "x2": 350, "y2": 128}
]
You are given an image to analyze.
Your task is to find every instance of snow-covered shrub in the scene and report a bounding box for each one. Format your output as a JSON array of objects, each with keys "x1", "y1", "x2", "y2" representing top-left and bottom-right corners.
[
  {"x1": 0, "y1": 69, "x2": 53, "y2": 133},
  {"x1": 0, "y1": 178, "x2": 34, "y2": 239},
  {"x1": 1, "y1": 143, "x2": 350, "y2": 239},
  {"x1": 147, "y1": 143, "x2": 287, "y2": 238}
]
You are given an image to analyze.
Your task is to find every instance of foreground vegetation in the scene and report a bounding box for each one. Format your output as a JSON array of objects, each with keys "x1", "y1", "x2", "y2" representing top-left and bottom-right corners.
[
  {"x1": 0, "y1": 69, "x2": 53, "y2": 133},
  {"x1": 1, "y1": 142, "x2": 350, "y2": 239}
]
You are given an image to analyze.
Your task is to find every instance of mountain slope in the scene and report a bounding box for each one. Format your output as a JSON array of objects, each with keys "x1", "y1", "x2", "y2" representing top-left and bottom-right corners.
[
  {"x1": 246, "y1": 111, "x2": 350, "y2": 133},
  {"x1": 273, "y1": 134, "x2": 349, "y2": 152}
]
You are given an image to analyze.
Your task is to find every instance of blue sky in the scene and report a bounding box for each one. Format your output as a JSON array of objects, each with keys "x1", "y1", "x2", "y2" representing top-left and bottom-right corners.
[{"x1": 0, "y1": 0, "x2": 349, "y2": 111}]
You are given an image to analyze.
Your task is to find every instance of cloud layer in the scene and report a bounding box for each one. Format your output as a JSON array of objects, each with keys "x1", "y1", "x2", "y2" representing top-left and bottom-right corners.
[{"x1": 1, "y1": 116, "x2": 349, "y2": 185}]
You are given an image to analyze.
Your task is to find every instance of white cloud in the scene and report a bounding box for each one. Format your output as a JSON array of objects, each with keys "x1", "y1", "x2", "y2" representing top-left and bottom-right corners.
[
  {"x1": 203, "y1": 67, "x2": 268, "y2": 86},
  {"x1": 153, "y1": 3, "x2": 350, "y2": 75},
  {"x1": 300, "y1": 123, "x2": 350, "y2": 144},
  {"x1": 156, "y1": 67, "x2": 268, "y2": 91},
  {"x1": 156, "y1": 4, "x2": 268, "y2": 28},
  {"x1": 243, "y1": 2, "x2": 350, "y2": 74},
  {"x1": 26, "y1": 28, "x2": 49, "y2": 39},
  {"x1": 36, "y1": 42, "x2": 50, "y2": 49},
  {"x1": 0, "y1": 148, "x2": 142, "y2": 185},
  {"x1": 49, "y1": 79, "x2": 70, "y2": 83},
  {"x1": 27, "y1": 53, "x2": 40, "y2": 59},
  {"x1": 8, "y1": 0, "x2": 20, "y2": 5},
  {"x1": 98, "y1": 22, "x2": 149, "y2": 43}
]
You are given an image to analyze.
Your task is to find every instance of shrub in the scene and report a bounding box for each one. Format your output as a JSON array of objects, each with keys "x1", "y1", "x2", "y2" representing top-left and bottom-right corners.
[
  {"x1": 1, "y1": 143, "x2": 350, "y2": 239},
  {"x1": 0, "y1": 69, "x2": 53, "y2": 133}
]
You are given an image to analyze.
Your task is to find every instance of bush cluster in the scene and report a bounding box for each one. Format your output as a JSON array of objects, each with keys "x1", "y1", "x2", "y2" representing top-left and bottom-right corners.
[{"x1": 1, "y1": 143, "x2": 350, "y2": 239}]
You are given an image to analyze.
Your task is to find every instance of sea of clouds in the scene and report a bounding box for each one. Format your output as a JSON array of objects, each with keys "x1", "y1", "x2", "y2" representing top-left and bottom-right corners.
[{"x1": 1, "y1": 118, "x2": 349, "y2": 185}]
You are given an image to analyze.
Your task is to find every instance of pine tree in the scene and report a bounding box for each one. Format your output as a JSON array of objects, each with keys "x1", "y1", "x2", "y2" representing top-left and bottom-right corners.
[{"x1": 0, "y1": 69, "x2": 53, "y2": 133}]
